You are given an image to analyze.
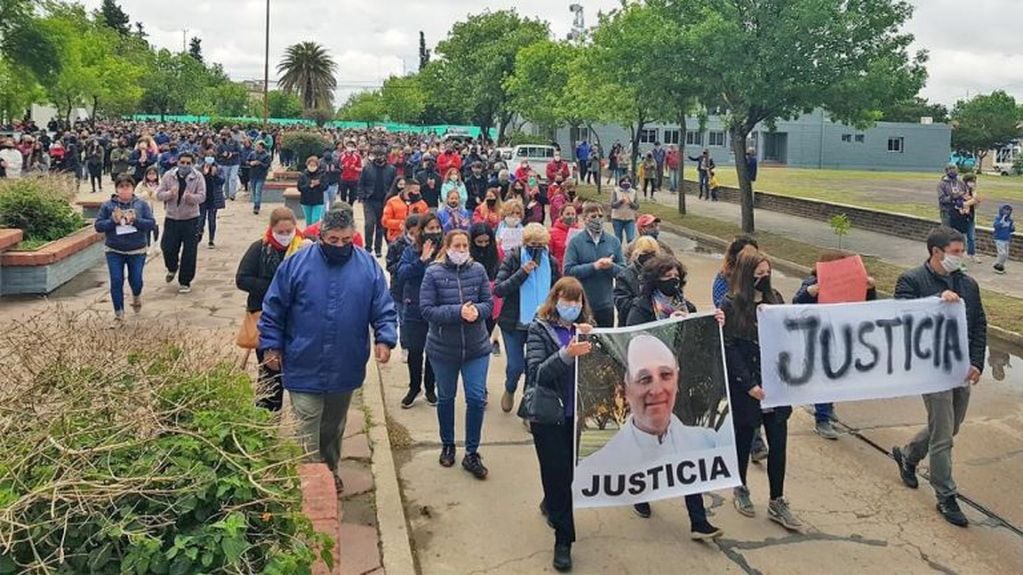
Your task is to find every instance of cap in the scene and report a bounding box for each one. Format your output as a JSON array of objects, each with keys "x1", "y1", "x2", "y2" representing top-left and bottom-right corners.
[{"x1": 636, "y1": 214, "x2": 660, "y2": 228}]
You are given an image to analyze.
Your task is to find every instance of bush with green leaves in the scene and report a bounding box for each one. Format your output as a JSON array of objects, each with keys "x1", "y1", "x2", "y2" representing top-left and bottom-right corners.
[
  {"x1": 279, "y1": 132, "x2": 331, "y2": 168},
  {"x1": 0, "y1": 178, "x2": 85, "y2": 246},
  {"x1": 0, "y1": 312, "x2": 333, "y2": 574}
]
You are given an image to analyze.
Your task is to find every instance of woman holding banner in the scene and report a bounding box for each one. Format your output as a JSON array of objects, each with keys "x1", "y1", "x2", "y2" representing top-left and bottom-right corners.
[
  {"x1": 721, "y1": 249, "x2": 803, "y2": 531},
  {"x1": 523, "y1": 277, "x2": 595, "y2": 572},
  {"x1": 792, "y1": 251, "x2": 878, "y2": 440},
  {"x1": 624, "y1": 254, "x2": 724, "y2": 539}
]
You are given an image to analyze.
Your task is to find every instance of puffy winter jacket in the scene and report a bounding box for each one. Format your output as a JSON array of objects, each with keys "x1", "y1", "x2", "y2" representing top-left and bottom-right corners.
[
  {"x1": 525, "y1": 319, "x2": 576, "y2": 419},
  {"x1": 397, "y1": 245, "x2": 431, "y2": 322},
  {"x1": 382, "y1": 195, "x2": 429, "y2": 242},
  {"x1": 493, "y1": 247, "x2": 561, "y2": 330},
  {"x1": 613, "y1": 263, "x2": 643, "y2": 323},
  {"x1": 258, "y1": 244, "x2": 398, "y2": 394},
  {"x1": 420, "y1": 257, "x2": 493, "y2": 364},
  {"x1": 548, "y1": 220, "x2": 577, "y2": 272},
  {"x1": 94, "y1": 195, "x2": 156, "y2": 252}
]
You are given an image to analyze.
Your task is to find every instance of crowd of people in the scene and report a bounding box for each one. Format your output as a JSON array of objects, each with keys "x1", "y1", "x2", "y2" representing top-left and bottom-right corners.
[{"x1": 77, "y1": 119, "x2": 995, "y2": 572}]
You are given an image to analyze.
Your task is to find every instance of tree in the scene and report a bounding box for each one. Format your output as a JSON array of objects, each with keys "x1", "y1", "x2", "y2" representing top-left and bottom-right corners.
[
  {"x1": 951, "y1": 91, "x2": 1022, "y2": 167},
  {"x1": 188, "y1": 36, "x2": 203, "y2": 64},
  {"x1": 266, "y1": 90, "x2": 303, "y2": 118},
  {"x1": 433, "y1": 10, "x2": 549, "y2": 143},
  {"x1": 277, "y1": 42, "x2": 337, "y2": 111},
  {"x1": 418, "y1": 31, "x2": 430, "y2": 71},
  {"x1": 336, "y1": 90, "x2": 385, "y2": 123},
  {"x1": 1, "y1": 1, "x2": 61, "y2": 85},
  {"x1": 380, "y1": 75, "x2": 426, "y2": 124},
  {"x1": 658, "y1": 0, "x2": 926, "y2": 232},
  {"x1": 879, "y1": 96, "x2": 949, "y2": 124},
  {"x1": 505, "y1": 39, "x2": 578, "y2": 134},
  {"x1": 98, "y1": 0, "x2": 130, "y2": 36}
]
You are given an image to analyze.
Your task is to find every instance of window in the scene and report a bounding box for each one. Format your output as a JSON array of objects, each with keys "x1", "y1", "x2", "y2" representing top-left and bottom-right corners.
[
  {"x1": 577, "y1": 127, "x2": 590, "y2": 142},
  {"x1": 638, "y1": 128, "x2": 658, "y2": 144},
  {"x1": 708, "y1": 131, "x2": 726, "y2": 147},
  {"x1": 855, "y1": 134, "x2": 865, "y2": 143},
  {"x1": 841, "y1": 134, "x2": 852, "y2": 143},
  {"x1": 663, "y1": 129, "x2": 681, "y2": 145},
  {"x1": 887, "y1": 137, "x2": 904, "y2": 153},
  {"x1": 685, "y1": 131, "x2": 703, "y2": 146}
]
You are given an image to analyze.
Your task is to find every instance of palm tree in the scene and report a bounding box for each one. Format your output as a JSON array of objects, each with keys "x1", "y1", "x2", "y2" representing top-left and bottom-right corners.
[{"x1": 276, "y1": 42, "x2": 338, "y2": 111}]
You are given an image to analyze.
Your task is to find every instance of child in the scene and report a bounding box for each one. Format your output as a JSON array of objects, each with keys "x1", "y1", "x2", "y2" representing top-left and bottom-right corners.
[
  {"x1": 993, "y1": 204, "x2": 1015, "y2": 274},
  {"x1": 709, "y1": 170, "x2": 720, "y2": 201}
]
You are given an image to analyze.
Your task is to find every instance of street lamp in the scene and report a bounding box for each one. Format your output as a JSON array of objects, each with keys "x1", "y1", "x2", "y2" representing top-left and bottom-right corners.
[{"x1": 262, "y1": 0, "x2": 270, "y2": 130}]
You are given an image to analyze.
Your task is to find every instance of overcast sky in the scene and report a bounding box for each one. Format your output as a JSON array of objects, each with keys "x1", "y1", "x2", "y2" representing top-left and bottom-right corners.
[{"x1": 85, "y1": 0, "x2": 1023, "y2": 108}]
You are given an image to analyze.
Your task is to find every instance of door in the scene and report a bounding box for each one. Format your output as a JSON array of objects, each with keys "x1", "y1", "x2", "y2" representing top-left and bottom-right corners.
[{"x1": 763, "y1": 133, "x2": 788, "y2": 164}]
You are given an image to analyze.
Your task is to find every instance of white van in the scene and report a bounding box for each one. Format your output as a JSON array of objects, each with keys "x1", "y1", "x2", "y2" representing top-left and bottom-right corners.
[{"x1": 511, "y1": 144, "x2": 562, "y2": 182}]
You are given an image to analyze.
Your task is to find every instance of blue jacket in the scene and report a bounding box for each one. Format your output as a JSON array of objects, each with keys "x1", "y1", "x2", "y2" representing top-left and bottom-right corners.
[
  {"x1": 258, "y1": 244, "x2": 398, "y2": 394},
  {"x1": 397, "y1": 245, "x2": 430, "y2": 322},
  {"x1": 993, "y1": 205, "x2": 1015, "y2": 241},
  {"x1": 420, "y1": 258, "x2": 493, "y2": 363},
  {"x1": 563, "y1": 230, "x2": 625, "y2": 313},
  {"x1": 94, "y1": 195, "x2": 155, "y2": 252}
]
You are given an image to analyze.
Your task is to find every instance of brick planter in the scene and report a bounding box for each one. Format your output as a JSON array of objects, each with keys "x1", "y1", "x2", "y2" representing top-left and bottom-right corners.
[
  {"x1": 1, "y1": 226, "x2": 104, "y2": 295},
  {"x1": 273, "y1": 170, "x2": 301, "y2": 181},
  {"x1": 76, "y1": 198, "x2": 104, "y2": 219},
  {"x1": 299, "y1": 463, "x2": 341, "y2": 575}
]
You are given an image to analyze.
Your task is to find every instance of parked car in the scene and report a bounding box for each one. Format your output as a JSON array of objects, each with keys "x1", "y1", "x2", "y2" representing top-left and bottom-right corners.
[{"x1": 512, "y1": 144, "x2": 564, "y2": 183}]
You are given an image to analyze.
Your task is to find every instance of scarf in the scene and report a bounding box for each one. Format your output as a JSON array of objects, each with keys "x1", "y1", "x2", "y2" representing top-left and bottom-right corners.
[
  {"x1": 652, "y1": 291, "x2": 685, "y2": 320},
  {"x1": 263, "y1": 226, "x2": 304, "y2": 256},
  {"x1": 519, "y1": 247, "x2": 552, "y2": 325}
]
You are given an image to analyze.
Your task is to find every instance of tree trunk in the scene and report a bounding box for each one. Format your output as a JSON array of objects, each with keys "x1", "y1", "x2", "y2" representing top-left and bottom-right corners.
[
  {"x1": 588, "y1": 122, "x2": 602, "y2": 196},
  {"x1": 677, "y1": 114, "x2": 687, "y2": 215},
  {"x1": 629, "y1": 117, "x2": 645, "y2": 178},
  {"x1": 92, "y1": 96, "x2": 100, "y2": 122},
  {"x1": 730, "y1": 124, "x2": 755, "y2": 233}
]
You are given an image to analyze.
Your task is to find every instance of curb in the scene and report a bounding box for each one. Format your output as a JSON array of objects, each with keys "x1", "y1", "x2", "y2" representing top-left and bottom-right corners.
[
  {"x1": 365, "y1": 360, "x2": 418, "y2": 575},
  {"x1": 660, "y1": 220, "x2": 1023, "y2": 349}
]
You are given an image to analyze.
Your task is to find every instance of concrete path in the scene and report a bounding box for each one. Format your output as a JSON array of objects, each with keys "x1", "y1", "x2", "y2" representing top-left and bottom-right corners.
[{"x1": 647, "y1": 192, "x2": 1023, "y2": 300}]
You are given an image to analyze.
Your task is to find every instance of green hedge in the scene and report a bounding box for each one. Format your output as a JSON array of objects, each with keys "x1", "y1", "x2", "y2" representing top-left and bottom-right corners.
[
  {"x1": 279, "y1": 132, "x2": 331, "y2": 168},
  {"x1": 0, "y1": 179, "x2": 85, "y2": 247}
]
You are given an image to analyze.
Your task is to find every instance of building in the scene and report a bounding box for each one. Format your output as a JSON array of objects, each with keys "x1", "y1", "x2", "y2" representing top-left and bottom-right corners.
[{"x1": 553, "y1": 110, "x2": 952, "y2": 172}]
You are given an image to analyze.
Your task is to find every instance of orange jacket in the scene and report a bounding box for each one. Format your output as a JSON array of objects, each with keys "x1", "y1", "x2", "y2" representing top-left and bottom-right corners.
[{"x1": 382, "y1": 195, "x2": 429, "y2": 241}]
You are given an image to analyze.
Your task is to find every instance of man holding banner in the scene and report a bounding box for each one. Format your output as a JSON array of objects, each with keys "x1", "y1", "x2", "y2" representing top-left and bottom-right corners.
[{"x1": 892, "y1": 228, "x2": 986, "y2": 527}]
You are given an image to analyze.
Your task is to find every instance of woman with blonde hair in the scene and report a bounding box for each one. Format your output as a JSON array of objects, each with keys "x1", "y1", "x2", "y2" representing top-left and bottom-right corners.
[
  {"x1": 495, "y1": 198, "x2": 525, "y2": 255},
  {"x1": 441, "y1": 167, "x2": 468, "y2": 206},
  {"x1": 613, "y1": 235, "x2": 661, "y2": 323}
]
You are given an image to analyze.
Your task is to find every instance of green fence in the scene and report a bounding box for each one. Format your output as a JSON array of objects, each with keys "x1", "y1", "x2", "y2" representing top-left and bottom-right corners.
[{"x1": 128, "y1": 115, "x2": 495, "y2": 138}]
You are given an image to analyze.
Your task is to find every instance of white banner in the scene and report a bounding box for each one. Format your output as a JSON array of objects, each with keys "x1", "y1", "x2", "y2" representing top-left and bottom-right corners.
[
  {"x1": 757, "y1": 298, "x2": 970, "y2": 409},
  {"x1": 573, "y1": 314, "x2": 740, "y2": 509}
]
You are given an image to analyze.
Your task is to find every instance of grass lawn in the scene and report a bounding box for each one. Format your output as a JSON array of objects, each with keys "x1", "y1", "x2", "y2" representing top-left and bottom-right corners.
[{"x1": 711, "y1": 166, "x2": 1023, "y2": 226}]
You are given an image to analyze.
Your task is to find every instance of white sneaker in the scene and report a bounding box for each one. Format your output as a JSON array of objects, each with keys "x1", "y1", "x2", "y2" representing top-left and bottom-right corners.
[{"x1": 178, "y1": 285, "x2": 192, "y2": 294}]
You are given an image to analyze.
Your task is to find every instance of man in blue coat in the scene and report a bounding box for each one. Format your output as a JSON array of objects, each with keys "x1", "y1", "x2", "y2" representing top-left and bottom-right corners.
[{"x1": 259, "y1": 207, "x2": 398, "y2": 492}]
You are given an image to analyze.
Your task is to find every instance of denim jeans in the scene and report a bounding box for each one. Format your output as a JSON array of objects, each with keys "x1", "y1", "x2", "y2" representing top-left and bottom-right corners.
[
  {"x1": 198, "y1": 205, "x2": 218, "y2": 244},
  {"x1": 500, "y1": 327, "x2": 527, "y2": 394},
  {"x1": 220, "y1": 164, "x2": 240, "y2": 199},
  {"x1": 250, "y1": 177, "x2": 266, "y2": 210},
  {"x1": 669, "y1": 169, "x2": 679, "y2": 192},
  {"x1": 698, "y1": 170, "x2": 710, "y2": 198},
  {"x1": 814, "y1": 403, "x2": 834, "y2": 424},
  {"x1": 612, "y1": 219, "x2": 636, "y2": 245},
  {"x1": 431, "y1": 354, "x2": 490, "y2": 453},
  {"x1": 965, "y1": 219, "x2": 976, "y2": 256},
  {"x1": 903, "y1": 386, "x2": 971, "y2": 499},
  {"x1": 105, "y1": 252, "x2": 145, "y2": 312},
  {"x1": 326, "y1": 184, "x2": 339, "y2": 207}
]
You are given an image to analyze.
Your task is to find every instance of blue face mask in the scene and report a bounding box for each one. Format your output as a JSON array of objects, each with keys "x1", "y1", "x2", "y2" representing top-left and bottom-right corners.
[{"x1": 556, "y1": 302, "x2": 581, "y2": 323}]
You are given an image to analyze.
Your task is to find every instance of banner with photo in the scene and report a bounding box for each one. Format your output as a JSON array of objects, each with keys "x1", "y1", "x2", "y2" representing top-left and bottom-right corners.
[
  {"x1": 573, "y1": 314, "x2": 739, "y2": 509},
  {"x1": 757, "y1": 298, "x2": 971, "y2": 409}
]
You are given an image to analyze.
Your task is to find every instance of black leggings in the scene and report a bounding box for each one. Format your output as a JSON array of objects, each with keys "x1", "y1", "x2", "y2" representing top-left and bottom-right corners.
[
  {"x1": 533, "y1": 421, "x2": 575, "y2": 545},
  {"x1": 733, "y1": 409, "x2": 790, "y2": 499},
  {"x1": 407, "y1": 345, "x2": 435, "y2": 394}
]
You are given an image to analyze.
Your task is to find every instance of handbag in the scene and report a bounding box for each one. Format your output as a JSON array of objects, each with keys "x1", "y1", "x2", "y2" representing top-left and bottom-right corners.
[
  {"x1": 517, "y1": 382, "x2": 565, "y2": 426},
  {"x1": 236, "y1": 311, "x2": 261, "y2": 349}
]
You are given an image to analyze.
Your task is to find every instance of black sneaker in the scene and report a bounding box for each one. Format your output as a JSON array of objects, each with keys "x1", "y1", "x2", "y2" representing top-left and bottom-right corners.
[
  {"x1": 690, "y1": 521, "x2": 724, "y2": 541},
  {"x1": 400, "y1": 389, "x2": 418, "y2": 409},
  {"x1": 937, "y1": 496, "x2": 968, "y2": 527},
  {"x1": 165, "y1": 271, "x2": 176, "y2": 283},
  {"x1": 439, "y1": 445, "x2": 455, "y2": 467},
  {"x1": 892, "y1": 446, "x2": 919, "y2": 489},
  {"x1": 553, "y1": 543, "x2": 572, "y2": 572},
  {"x1": 425, "y1": 389, "x2": 438, "y2": 406},
  {"x1": 633, "y1": 502, "x2": 652, "y2": 518},
  {"x1": 461, "y1": 452, "x2": 488, "y2": 479}
]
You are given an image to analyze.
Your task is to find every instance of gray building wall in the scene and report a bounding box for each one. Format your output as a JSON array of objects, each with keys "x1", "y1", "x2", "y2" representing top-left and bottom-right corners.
[{"x1": 553, "y1": 110, "x2": 951, "y2": 173}]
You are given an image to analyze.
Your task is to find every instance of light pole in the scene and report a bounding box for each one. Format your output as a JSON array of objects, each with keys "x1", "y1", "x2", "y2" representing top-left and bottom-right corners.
[{"x1": 262, "y1": 0, "x2": 270, "y2": 130}]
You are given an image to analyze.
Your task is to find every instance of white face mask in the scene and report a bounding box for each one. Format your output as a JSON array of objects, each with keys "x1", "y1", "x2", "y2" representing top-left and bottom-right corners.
[
  {"x1": 940, "y1": 253, "x2": 964, "y2": 273},
  {"x1": 273, "y1": 232, "x2": 295, "y2": 246},
  {"x1": 504, "y1": 216, "x2": 521, "y2": 228},
  {"x1": 448, "y1": 249, "x2": 470, "y2": 266}
]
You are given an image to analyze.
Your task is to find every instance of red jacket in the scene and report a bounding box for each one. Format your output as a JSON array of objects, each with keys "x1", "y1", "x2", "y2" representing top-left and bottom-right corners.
[
  {"x1": 549, "y1": 220, "x2": 578, "y2": 272},
  {"x1": 339, "y1": 152, "x2": 363, "y2": 182},
  {"x1": 546, "y1": 160, "x2": 571, "y2": 182},
  {"x1": 437, "y1": 151, "x2": 462, "y2": 176},
  {"x1": 666, "y1": 150, "x2": 680, "y2": 169}
]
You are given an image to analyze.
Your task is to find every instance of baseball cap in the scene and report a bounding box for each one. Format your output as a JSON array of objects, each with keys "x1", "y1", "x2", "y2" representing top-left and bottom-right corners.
[{"x1": 636, "y1": 214, "x2": 661, "y2": 228}]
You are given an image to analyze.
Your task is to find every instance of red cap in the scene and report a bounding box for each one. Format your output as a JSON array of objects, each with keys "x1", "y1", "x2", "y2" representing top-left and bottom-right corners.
[{"x1": 637, "y1": 214, "x2": 660, "y2": 228}]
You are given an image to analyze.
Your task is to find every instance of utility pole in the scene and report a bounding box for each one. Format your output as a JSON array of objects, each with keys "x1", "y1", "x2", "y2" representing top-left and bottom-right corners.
[{"x1": 262, "y1": 0, "x2": 270, "y2": 129}]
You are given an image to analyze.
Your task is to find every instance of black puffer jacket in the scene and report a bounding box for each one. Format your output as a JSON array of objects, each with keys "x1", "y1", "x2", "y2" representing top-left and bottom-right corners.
[
  {"x1": 493, "y1": 247, "x2": 561, "y2": 331},
  {"x1": 613, "y1": 263, "x2": 642, "y2": 323},
  {"x1": 895, "y1": 261, "x2": 987, "y2": 371},
  {"x1": 236, "y1": 239, "x2": 287, "y2": 312},
  {"x1": 525, "y1": 319, "x2": 573, "y2": 392}
]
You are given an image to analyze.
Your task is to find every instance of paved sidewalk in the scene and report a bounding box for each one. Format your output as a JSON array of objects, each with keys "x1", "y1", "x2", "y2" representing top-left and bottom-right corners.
[{"x1": 648, "y1": 192, "x2": 1023, "y2": 300}]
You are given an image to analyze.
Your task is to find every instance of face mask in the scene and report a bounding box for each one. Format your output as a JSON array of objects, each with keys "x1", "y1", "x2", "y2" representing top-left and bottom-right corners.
[
  {"x1": 586, "y1": 218, "x2": 603, "y2": 234},
  {"x1": 307, "y1": 165, "x2": 318, "y2": 172},
  {"x1": 204, "y1": 157, "x2": 214, "y2": 165},
  {"x1": 643, "y1": 229, "x2": 660, "y2": 240},
  {"x1": 321, "y1": 242, "x2": 353, "y2": 265},
  {"x1": 637, "y1": 252, "x2": 654, "y2": 267},
  {"x1": 941, "y1": 253, "x2": 964, "y2": 273},
  {"x1": 567, "y1": 190, "x2": 576, "y2": 199},
  {"x1": 505, "y1": 216, "x2": 521, "y2": 228},
  {"x1": 177, "y1": 165, "x2": 192, "y2": 176},
  {"x1": 408, "y1": 192, "x2": 421, "y2": 202},
  {"x1": 620, "y1": 183, "x2": 632, "y2": 191},
  {"x1": 526, "y1": 246, "x2": 545, "y2": 261},
  {"x1": 447, "y1": 201, "x2": 460, "y2": 209},
  {"x1": 528, "y1": 178, "x2": 538, "y2": 187},
  {"x1": 554, "y1": 155, "x2": 561, "y2": 161},
  {"x1": 423, "y1": 232, "x2": 443, "y2": 246},
  {"x1": 486, "y1": 198, "x2": 496, "y2": 207},
  {"x1": 656, "y1": 277, "x2": 681, "y2": 297},
  {"x1": 562, "y1": 216, "x2": 576, "y2": 226},
  {"x1": 272, "y1": 232, "x2": 295, "y2": 246},
  {"x1": 754, "y1": 274, "x2": 772, "y2": 293},
  {"x1": 556, "y1": 302, "x2": 581, "y2": 323},
  {"x1": 947, "y1": 172, "x2": 958, "y2": 180},
  {"x1": 374, "y1": 158, "x2": 386, "y2": 166},
  {"x1": 447, "y1": 249, "x2": 470, "y2": 266}
]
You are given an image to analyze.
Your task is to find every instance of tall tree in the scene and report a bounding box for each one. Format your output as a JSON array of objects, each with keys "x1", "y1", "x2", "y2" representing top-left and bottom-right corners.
[
  {"x1": 277, "y1": 41, "x2": 337, "y2": 111},
  {"x1": 433, "y1": 10, "x2": 549, "y2": 143},
  {"x1": 879, "y1": 96, "x2": 949, "y2": 124},
  {"x1": 337, "y1": 90, "x2": 385, "y2": 123},
  {"x1": 188, "y1": 36, "x2": 203, "y2": 64},
  {"x1": 266, "y1": 90, "x2": 302, "y2": 118},
  {"x1": 951, "y1": 91, "x2": 1022, "y2": 166},
  {"x1": 505, "y1": 39, "x2": 579, "y2": 134},
  {"x1": 418, "y1": 31, "x2": 430, "y2": 71},
  {"x1": 99, "y1": 0, "x2": 130, "y2": 36},
  {"x1": 380, "y1": 75, "x2": 426, "y2": 124},
  {"x1": 657, "y1": 0, "x2": 926, "y2": 233}
]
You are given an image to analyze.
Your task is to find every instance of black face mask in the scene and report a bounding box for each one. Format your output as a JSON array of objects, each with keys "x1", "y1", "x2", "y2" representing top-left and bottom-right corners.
[
  {"x1": 754, "y1": 274, "x2": 772, "y2": 294},
  {"x1": 486, "y1": 198, "x2": 496, "y2": 207},
  {"x1": 408, "y1": 192, "x2": 421, "y2": 202},
  {"x1": 526, "y1": 245, "x2": 545, "y2": 261},
  {"x1": 656, "y1": 277, "x2": 681, "y2": 297},
  {"x1": 637, "y1": 252, "x2": 654, "y2": 267},
  {"x1": 423, "y1": 232, "x2": 443, "y2": 246},
  {"x1": 321, "y1": 242, "x2": 354, "y2": 266}
]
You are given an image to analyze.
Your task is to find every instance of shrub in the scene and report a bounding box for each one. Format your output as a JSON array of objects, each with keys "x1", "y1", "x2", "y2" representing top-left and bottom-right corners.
[
  {"x1": 0, "y1": 178, "x2": 85, "y2": 246},
  {"x1": 829, "y1": 213, "x2": 851, "y2": 249},
  {"x1": 279, "y1": 132, "x2": 331, "y2": 167},
  {"x1": 504, "y1": 131, "x2": 551, "y2": 147},
  {"x1": 0, "y1": 312, "x2": 332, "y2": 574}
]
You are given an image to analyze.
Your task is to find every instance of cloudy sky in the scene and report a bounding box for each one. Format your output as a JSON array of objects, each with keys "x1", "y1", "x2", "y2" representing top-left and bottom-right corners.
[{"x1": 85, "y1": 0, "x2": 1023, "y2": 108}]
